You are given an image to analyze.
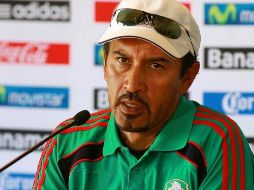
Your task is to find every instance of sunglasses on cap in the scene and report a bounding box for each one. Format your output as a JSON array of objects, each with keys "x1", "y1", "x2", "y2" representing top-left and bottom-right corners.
[{"x1": 114, "y1": 8, "x2": 197, "y2": 58}]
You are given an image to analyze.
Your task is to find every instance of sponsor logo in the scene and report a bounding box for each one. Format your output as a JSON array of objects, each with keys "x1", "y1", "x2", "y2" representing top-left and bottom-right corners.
[
  {"x1": 0, "y1": 128, "x2": 50, "y2": 151},
  {"x1": 94, "y1": 44, "x2": 104, "y2": 66},
  {"x1": 0, "y1": 0, "x2": 70, "y2": 21},
  {"x1": 204, "y1": 48, "x2": 254, "y2": 69},
  {"x1": 94, "y1": 88, "x2": 109, "y2": 109},
  {"x1": 94, "y1": 1, "x2": 190, "y2": 22},
  {"x1": 0, "y1": 85, "x2": 69, "y2": 108},
  {"x1": 95, "y1": 1, "x2": 119, "y2": 22},
  {"x1": 0, "y1": 172, "x2": 34, "y2": 190},
  {"x1": 182, "y1": 2, "x2": 191, "y2": 10},
  {"x1": 205, "y1": 3, "x2": 254, "y2": 25},
  {"x1": 247, "y1": 138, "x2": 254, "y2": 154},
  {"x1": 0, "y1": 41, "x2": 69, "y2": 65},
  {"x1": 165, "y1": 179, "x2": 190, "y2": 190},
  {"x1": 203, "y1": 92, "x2": 254, "y2": 115},
  {"x1": 0, "y1": 85, "x2": 7, "y2": 104}
]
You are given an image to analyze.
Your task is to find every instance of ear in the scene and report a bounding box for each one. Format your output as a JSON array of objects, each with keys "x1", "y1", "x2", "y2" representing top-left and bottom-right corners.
[
  {"x1": 180, "y1": 61, "x2": 200, "y2": 94},
  {"x1": 103, "y1": 51, "x2": 108, "y2": 81}
]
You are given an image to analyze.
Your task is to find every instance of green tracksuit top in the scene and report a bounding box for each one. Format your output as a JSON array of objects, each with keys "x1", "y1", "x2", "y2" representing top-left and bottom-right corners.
[{"x1": 33, "y1": 96, "x2": 254, "y2": 190}]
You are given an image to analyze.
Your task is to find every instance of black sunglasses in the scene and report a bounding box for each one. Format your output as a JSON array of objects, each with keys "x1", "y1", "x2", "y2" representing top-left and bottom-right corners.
[{"x1": 114, "y1": 8, "x2": 197, "y2": 58}]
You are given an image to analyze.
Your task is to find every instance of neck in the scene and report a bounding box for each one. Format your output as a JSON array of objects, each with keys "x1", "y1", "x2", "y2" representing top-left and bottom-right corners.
[{"x1": 119, "y1": 129, "x2": 160, "y2": 151}]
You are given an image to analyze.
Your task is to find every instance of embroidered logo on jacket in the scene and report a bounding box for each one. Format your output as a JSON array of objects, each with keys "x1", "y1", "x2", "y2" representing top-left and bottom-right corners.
[{"x1": 165, "y1": 179, "x2": 190, "y2": 190}]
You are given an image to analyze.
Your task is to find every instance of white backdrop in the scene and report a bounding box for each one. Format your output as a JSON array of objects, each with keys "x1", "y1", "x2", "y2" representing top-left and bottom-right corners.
[{"x1": 0, "y1": 0, "x2": 254, "y2": 189}]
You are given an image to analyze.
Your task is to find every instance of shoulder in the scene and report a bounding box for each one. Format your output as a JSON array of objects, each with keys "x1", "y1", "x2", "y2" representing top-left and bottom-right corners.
[
  {"x1": 192, "y1": 103, "x2": 239, "y2": 140},
  {"x1": 189, "y1": 103, "x2": 248, "y2": 165},
  {"x1": 53, "y1": 109, "x2": 111, "y2": 156},
  {"x1": 190, "y1": 103, "x2": 244, "y2": 149},
  {"x1": 189, "y1": 103, "x2": 254, "y2": 188},
  {"x1": 57, "y1": 109, "x2": 111, "y2": 134}
]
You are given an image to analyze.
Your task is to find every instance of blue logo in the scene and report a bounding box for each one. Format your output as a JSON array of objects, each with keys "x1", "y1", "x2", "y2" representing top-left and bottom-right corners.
[
  {"x1": 0, "y1": 85, "x2": 7, "y2": 104},
  {"x1": 204, "y1": 92, "x2": 254, "y2": 115},
  {"x1": 0, "y1": 85, "x2": 69, "y2": 108},
  {"x1": 0, "y1": 172, "x2": 35, "y2": 190},
  {"x1": 205, "y1": 3, "x2": 254, "y2": 25},
  {"x1": 94, "y1": 44, "x2": 104, "y2": 66}
]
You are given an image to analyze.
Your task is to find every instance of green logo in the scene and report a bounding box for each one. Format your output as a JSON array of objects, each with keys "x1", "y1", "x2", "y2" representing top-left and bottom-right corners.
[
  {"x1": 0, "y1": 85, "x2": 6, "y2": 104},
  {"x1": 208, "y1": 4, "x2": 237, "y2": 24},
  {"x1": 165, "y1": 179, "x2": 190, "y2": 190},
  {"x1": 95, "y1": 44, "x2": 104, "y2": 66}
]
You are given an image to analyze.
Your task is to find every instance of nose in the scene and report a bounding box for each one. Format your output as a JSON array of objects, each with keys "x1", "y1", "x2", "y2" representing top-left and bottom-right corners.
[{"x1": 123, "y1": 65, "x2": 147, "y2": 94}]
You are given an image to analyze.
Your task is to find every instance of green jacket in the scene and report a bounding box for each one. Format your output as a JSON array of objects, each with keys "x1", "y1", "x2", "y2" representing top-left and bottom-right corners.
[{"x1": 34, "y1": 97, "x2": 254, "y2": 190}]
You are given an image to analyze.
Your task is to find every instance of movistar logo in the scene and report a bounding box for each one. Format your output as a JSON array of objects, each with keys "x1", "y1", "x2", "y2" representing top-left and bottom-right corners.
[
  {"x1": 95, "y1": 44, "x2": 104, "y2": 66},
  {"x1": 205, "y1": 3, "x2": 254, "y2": 25},
  {"x1": 0, "y1": 85, "x2": 6, "y2": 104},
  {"x1": 0, "y1": 85, "x2": 69, "y2": 108},
  {"x1": 208, "y1": 4, "x2": 236, "y2": 24}
]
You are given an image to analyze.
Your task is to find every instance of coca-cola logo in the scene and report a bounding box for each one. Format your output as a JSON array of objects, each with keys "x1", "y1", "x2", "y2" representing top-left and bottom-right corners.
[{"x1": 0, "y1": 41, "x2": 69, "y2": 65}]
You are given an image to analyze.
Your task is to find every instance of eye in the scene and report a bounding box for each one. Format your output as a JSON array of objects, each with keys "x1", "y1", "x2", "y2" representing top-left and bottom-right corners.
[
  {"x1": 117, "y1": 57, "x2": 129, "y2": 64},
  {"x1": 151, "y1": 63, "x2": 163, "y2": 70}
]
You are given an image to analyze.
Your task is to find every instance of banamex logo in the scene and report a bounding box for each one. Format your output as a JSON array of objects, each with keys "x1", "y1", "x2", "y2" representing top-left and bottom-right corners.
[{"x1": 204, "y1": 48, "x2": 254, "y2": 69}]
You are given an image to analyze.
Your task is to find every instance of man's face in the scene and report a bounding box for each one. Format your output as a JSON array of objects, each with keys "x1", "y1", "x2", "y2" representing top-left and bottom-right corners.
[{"x1": 104, "y1": 38, "x2": 195, "y2": 133}]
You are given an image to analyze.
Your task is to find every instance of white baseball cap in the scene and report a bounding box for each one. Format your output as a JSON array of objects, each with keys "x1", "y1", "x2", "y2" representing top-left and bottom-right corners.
[{"x1": 98, "y1": 0, "x2": 201, "y2": 58}]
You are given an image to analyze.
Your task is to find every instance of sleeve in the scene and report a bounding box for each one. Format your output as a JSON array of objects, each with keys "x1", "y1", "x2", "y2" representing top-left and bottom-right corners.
[
  {"x1": 33, "y1": 133, "x2": 68, "y2": 190},
  {"x1": 199, "y1": 121, "x2": 254, "y2": 190}
]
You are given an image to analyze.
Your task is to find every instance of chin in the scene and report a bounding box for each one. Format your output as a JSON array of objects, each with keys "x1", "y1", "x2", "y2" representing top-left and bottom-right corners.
[{"x1": 115, "y1": 118, "x2": 151, "y2": 133}]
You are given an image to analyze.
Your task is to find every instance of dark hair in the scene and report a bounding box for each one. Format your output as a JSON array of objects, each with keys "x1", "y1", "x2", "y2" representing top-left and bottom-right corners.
[
  {"x1": 181, "y1": 52, "x2": 197, "y2": 77},
  {"x1": 103, "y1": 42, "x2": 196, "y2": 77}
]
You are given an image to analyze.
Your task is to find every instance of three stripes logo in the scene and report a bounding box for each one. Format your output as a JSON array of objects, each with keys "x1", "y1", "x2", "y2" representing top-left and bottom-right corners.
[{"x1": 0, "y1": 2, "x2": 11, "y2": 19}]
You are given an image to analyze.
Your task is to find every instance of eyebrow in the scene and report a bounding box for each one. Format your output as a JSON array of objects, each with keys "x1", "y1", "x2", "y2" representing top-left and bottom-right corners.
[
  {"x1": 112, "y1": 50, "x2": 176, "y2": 64},
  {"x1": 112, "y1": 50, "x2": 127, "y2": 57},
  {"x1": 147, "y1": 57, "x2": 172, "y2": 63}
]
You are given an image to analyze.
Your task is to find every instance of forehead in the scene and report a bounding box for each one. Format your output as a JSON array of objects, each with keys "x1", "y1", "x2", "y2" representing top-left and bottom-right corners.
[{"x1": 108, "y1": 38, "x2": 176, "y2": 59}]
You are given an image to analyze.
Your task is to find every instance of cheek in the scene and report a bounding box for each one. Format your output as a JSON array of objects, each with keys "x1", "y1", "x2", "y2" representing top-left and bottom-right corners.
[
  {"x1": 149, "y1": 78, "x2": 181, "y2": 108},
  {"x1": 103, "y1": 66, "x2": 107, "y2": 81},
  {"x1": 106, "y1": 74, "x2": 123, "y2": 107},
  {"x1": 105, "y1": 63, "x2": 120, "y2": 88}
]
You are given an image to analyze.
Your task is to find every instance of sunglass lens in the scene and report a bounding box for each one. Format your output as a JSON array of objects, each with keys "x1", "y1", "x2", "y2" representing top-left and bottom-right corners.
[
  {"x1": 153, "y1": 16, "x2": 181, "y2": 39},
  {"x1": 117, "y1": 9, "x2": 145, "y2": 26}
]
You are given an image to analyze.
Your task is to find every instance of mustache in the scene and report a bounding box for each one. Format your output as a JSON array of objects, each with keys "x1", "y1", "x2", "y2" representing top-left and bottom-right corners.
[{"x1": 115, "y1": 91, "x2": 150, "y2": 110}]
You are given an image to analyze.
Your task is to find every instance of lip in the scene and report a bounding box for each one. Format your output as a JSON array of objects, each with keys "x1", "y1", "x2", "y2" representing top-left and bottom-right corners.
[{"x1": 119, "y1": 99, "x2": 145, "y2": 116}]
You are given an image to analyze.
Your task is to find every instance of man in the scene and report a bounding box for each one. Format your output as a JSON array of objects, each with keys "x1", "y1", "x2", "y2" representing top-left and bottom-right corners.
[{"x1": 33, "y1": 0, "x2": 254, "y2": 189}]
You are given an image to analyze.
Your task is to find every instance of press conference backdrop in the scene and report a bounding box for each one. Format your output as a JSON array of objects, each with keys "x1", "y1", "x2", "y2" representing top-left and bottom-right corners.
[{"x1": 0, "y1": 0, "x2": 254, "y2": 189}]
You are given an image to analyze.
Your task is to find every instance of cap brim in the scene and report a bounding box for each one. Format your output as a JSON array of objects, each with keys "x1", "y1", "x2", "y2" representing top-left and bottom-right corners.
[{"x1": 98, "y1": 26, "x2": 189, "y2": 58}]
